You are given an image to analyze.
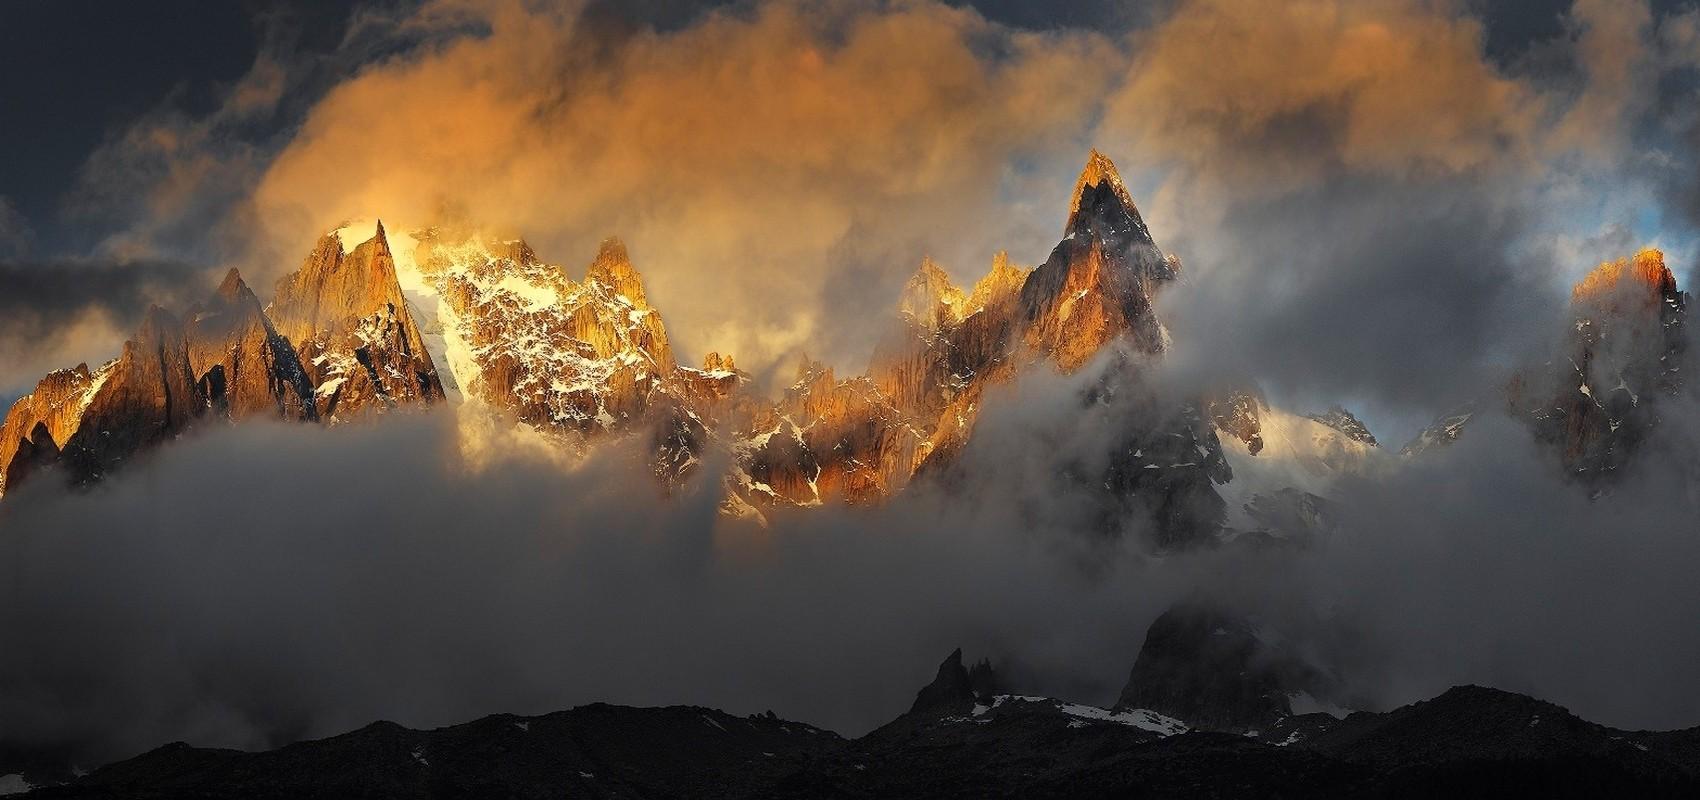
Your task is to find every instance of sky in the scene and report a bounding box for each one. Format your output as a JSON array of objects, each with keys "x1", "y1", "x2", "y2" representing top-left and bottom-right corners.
[{"x1": 3, "y1": 0, "x2": 1700, "y2": 767}]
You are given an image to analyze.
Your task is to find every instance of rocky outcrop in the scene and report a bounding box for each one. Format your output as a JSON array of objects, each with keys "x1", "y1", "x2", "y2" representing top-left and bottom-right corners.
[
  {"x1": 56, "y1": 306, "x2": 201, "y2": 487},
  {"x1": 0, "y1": 364, "x2": 109, "y2": 496},
  {"x1": 1307, "y1": 406, "x2": 1378, "y2": 447},
  {"x1": 1400, "y1": 402, "x2": 1476, "y2": 457},
  {"x1": 964, "y1": 251, "x2": 1026, "y2": 315},
  {"x1": 896, "y1": 257, "x2": 967, "y2": 331},
  {"x1": 1406, "y1": 249, "x2": 1691, "y2": 477},
  {"x1": 270, "y1": 222, "x2": 444, "y2": 419},
  {"x1": 906, "y1": 649, "x2": 986, "y2": 719},
  {"x1": 413, "y1": 230, "x2": 742, "y2": 491},
  {"x1": 1209, "y1": 388, "x2": 1267, "y2": 455},
  {"x1": 186, "y1": 270, "x2": 316, "y2": 422},
  {"x1": 1511, "y1": 249, "x2": 1688, "y2": 481},
  {"x1": 1021, "y1": 149, "x2": 1178, "y2": 370},
  {"x1": 3, "y1": 422, "x2": 62, "y2": 493},
  {"x1": 423, "y1": 233, "x2": 677, "y2": 433},
  {"x1": 1116, "y1": 603, "x2": 1338, "y2": 732},
  {"x1": 748, "y1": 358, "x2": 926, "y2": 505}
]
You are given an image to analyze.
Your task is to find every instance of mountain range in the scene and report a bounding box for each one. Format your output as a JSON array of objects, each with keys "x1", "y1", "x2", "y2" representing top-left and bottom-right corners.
[{"x1": 6, "y1": 150, "x2": 1687, "y2": 548}]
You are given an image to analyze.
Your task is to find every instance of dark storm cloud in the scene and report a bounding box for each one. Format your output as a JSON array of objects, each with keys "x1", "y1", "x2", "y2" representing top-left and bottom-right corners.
[
  {"x1": 1156, "y1": 176, "x2": 1565, "y2": 433},
  {"x1": 0, "y1": 257, "x2": 213, "y2": 395}
]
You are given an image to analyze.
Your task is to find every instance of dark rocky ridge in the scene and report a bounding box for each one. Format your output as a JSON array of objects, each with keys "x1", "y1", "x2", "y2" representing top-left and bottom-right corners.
[{"x1": 20, "y1": 651, "x2": 1700, "y2": 799}]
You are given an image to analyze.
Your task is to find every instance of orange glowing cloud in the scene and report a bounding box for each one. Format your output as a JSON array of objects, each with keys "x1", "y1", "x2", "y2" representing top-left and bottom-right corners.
[{"x1": 248, "y1": 0, "x2": 1121, "y2": 375}]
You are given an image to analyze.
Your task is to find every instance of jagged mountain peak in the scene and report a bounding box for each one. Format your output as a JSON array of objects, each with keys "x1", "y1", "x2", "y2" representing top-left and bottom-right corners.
[
  {"x1": 898, "y1": 256, "x2": 966, "y2": 328},
  {"x1": 346, "y1": 220, "x2": 393, "y2": 266},
  {"x1": 1571, "y1": 248, "x2": 1679, "y2": 309},
  {"x1": 793, "y1": 353, "x2": 831, "y2": 385},
  {"x1": 213, "y1": 267, "x2": 260, "y2": 306},
  {"x1": 594, "y1": 235, "x2": 628, "y2": 260},
  {"x1": 702, "y1": 351, "x2": 736, "y2": 373},
  {"x1": 1066, "y1": 148, "x2": 1148, "y2": 241},
  {"x1": 586, "y1": 236, "x2": 649, "y2": 306},
  {"x1": 965, "y1": 251, "x2": 1028, "y2": 314},
  {"x1": 135, "y1": 304, "x2": 181, "y2": 342},
  {"x1": 271, "y1": 222, "x2": 415, "y2": 337},
  {"x1": 1307, "y1": 405, "x2": 1379, "y2": 447}
]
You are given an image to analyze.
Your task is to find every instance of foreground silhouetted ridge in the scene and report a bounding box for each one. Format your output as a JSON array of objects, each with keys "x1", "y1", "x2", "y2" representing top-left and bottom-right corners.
[
  {"x1": 11, "y1": 604, "x2": 1700, "y2": 798},
  {"x1": 16, "y1": 670, "x2": 1700, "y2": 798}
]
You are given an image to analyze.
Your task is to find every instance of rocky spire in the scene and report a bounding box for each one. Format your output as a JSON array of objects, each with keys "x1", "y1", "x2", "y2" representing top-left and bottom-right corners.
[
  {"x1": 54, "y1": 305, "x2": 200, "y2": 487},
  {"x1": 215, "y1": 267, "x2": 255, "y2": 303},
  {"x1": 908, "y1": 649, "x2": 977, "y2": 717},
  {"x1": 189, "y1": 268, "x2": 316, "y2": 422},
  {"x1": 3, "y1": 421, "x2": 61, "y2": 493},
  {"x1": 964, "y1": 250, "x2": 1029, "y2": 314},
  {"x1": 1506, "y1": 247, "x2": 1688, "y2": 482},
  {"x1": 268, "y1": 221, "x2": 443, "y2": 418},
  {"x1": 897, "y1": 256, "x2": 966, "y2": 329},
  {"x1": 586, "y1": 237, "x2": 649, "y2": 306},
  {"x1": 1307, "y1": 406, "x2": 1379, "y2": 447},
  {"x1": 1020, "y1": 149, "x2": 1177, "y2": 367},
  {"x1": 1065, "y1": 148, "x2": 1150, "y2": 243},
  {"x1": 271, "y1": 227, "x2": 407, "y2": 345},
  {"x1": 1571, "y1": 248, "x2": 1679, "y2": 309}
]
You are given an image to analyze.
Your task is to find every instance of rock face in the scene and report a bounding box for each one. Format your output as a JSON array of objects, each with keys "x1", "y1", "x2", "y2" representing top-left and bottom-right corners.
[
  {"x1": 1512, "y1": 249, "x2": 1689, "y2": 481},
  {"x1": 420, "y1": 234, "x2": 678, "y2": 433},
  {"x1": 0, "y1": 307, "x2": 201, "y2": 494},
  {"x1": 905, "y1": 648, "x2": 1000, "y2": 719},
  {"x1": 411, "y1": 230, "x2": 738, "y2": 488},
  {"x1": 186, "y1": 270, "x2": 316, "y2": 422},
  {"x1": 738, "y1": 149, "x2": 1223, "y2": 541},
  {"x1": 269, "y1": 222, "x2": 444, "y2": 419},
  {"x1": 1403, "y1": 249, "x2": 1691, "y2": 479},
  {"x1": 0, "y1": 228, "x2": 441, "y2": 498},
  {"x1": 0, "y1": 364, "x2": 109, "y2": 496},
  {"x1": 1400, "y1": 402, "x2": 1476, "y2": 457},
  {"x1": 1116, "y1": 603, "x2": 1337, "y2": 732},
  {"x1": 1307, "y1": 406, "x2": 1378, "y2": 447},
  {"x1": 1209, "y1": 388, "x2": 1267, "y2": 455},
  {"x1": 1022, "y1": 149, "x2": 1178, "y2": 370},
  {"x1": 61, "y1": 307, "x2": 199, "y2": 485},
  {"x1": 897, "y1": 257, "x2": 968, "y2": 331}
]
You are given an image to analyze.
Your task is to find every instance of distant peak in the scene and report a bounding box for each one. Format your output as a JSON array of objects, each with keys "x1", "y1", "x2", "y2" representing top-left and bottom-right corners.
[
  {"x1": 703, "y1": 351, "x2": 736, "y2": 372},
  {"x1": 899, "y1": 257, "x2": 966, "y2": 327},
  {"x1": 794, "y1": 353, "x2": 830, "y2": 383},
  {"x1": 587, "y1": 236, "x2": 647, "y2": 305},
  {"x1": 594, "y1": 236, "x2": 629, "y2": 266},
  {"x1": 966, "y1": 251, "x2": 1029, "y2": 313},
  {"x1": 1067, "y1": 148, "x2": 1140, "y2": 232},
  {"x1": 137, "y1": 304, "x2": 181, "y2": 342},
  {"x1": 313, "y1": 232, "x2": 345, "y2": 259},
  {"x1": 916, "y1": 255, "x2": 948, "y2": 280},
  {"x1": 216, "y1": 268, "x2": 249, "y2": 299},
  {"x1": 908, "y1": 648, "x2": 977, "y2": 717},
  {"x1": 1572, "y1": 248, "x2": 1677, "y2": 306}
]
